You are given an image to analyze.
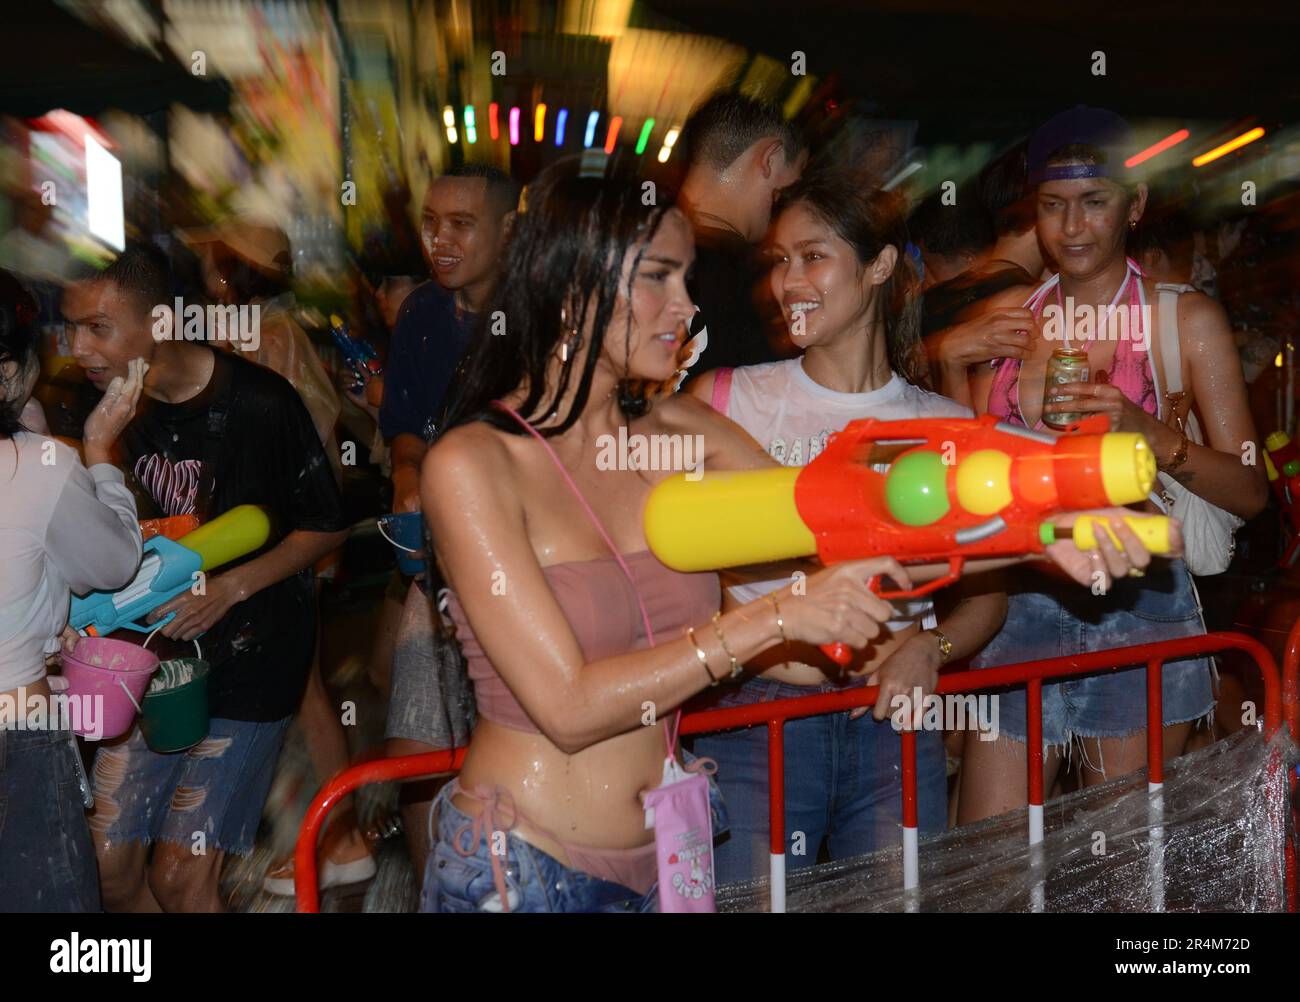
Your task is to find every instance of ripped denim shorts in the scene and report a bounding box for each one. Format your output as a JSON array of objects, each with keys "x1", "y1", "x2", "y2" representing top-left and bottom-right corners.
[{"x1": 969, "y1": 558, "x2": 1215, "y2": 748}]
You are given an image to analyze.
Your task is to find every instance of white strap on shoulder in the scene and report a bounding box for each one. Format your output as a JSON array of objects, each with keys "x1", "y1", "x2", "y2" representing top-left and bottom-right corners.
[{"x1": 1156, "y1": 287, "x2": 1183, "y2": 395}]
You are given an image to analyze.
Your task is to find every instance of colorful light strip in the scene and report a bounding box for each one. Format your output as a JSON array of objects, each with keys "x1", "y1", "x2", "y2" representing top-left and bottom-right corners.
[
  {"x1": 584, "y1": 111, "x2": 600, "y2": 149},
  {"x1": 534, "y1": 103, "x2": 547, "y2": 143},
  {"x1": 463, "y1": 105, "x2": 477, "y2": 145},
  {"x1": 489, "y1": 103, "x2": 500, "y2": 141},
  {"x1": 555, "y1": 108, "x2": 568, "y2": 147},
  {"x1": 635, "y1": 118, "x2": 655, "y2": 156},
  {"x1": 656, "y1": 126, "x2": 680, "y2": 164},
  {"x1": 1192, "y1": 127, "x2": 1265, "y2": 167},
  {"x1": 604, "y1": 116, "x2": 623, "y2": 155},
  {"x1": 1124, "y1": 128, "x2": 1190, "y2": 168},
  {"x1": 509, "y1": 106, "x2": 520, "y2": 147}
]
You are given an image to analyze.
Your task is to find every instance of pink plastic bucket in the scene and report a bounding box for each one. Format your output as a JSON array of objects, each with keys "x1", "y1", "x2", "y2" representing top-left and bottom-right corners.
[{"x1": 62, "y1": 637, "x2": 160, "y2": 740}]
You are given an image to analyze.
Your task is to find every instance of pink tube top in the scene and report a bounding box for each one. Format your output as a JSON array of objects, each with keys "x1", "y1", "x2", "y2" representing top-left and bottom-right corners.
[{"x1": 444, "y1": 550, "x2": 722, "y2": 733}]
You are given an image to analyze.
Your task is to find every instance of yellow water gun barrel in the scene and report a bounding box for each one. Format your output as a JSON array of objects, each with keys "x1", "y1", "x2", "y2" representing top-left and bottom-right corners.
[
  {"x1": 643, "y1": 467, "x2": 815, "y2": 572},
  {"x1": 1056, "y1": 514, "x2": 1173, "y2": 554},
  {"x1": 177, "y1": 505, "x2": 273, "y2": 571}
]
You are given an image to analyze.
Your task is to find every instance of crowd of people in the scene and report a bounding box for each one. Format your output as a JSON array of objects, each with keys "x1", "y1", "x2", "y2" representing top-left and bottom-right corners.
[{"x1": 1, "y1": 89, "x2": 1288, "y2": 913}]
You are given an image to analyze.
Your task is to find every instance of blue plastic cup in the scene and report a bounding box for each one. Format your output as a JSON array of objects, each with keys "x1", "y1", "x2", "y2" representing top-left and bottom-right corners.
[{"x1": 377, "y1": 511, "x2": 426, "y2": 576}]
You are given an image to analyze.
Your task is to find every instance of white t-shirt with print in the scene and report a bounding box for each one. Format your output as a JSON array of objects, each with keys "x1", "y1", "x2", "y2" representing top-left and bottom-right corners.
[{"x1": 721, "y1": 358, "x2": 972, "y2": 632}]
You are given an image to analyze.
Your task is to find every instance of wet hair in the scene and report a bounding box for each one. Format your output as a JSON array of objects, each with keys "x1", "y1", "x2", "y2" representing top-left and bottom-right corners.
[
  {"x1": 679, "y1": 91, "x2": 804, "y2": 173},
  {"x1": 96, "y1": 242, "x2": 173, "y2": 317},
  {"x1": 440, "y1": 162, "x2": 521, "y2": 219},
  {"x1": 978, "y1": 142, "x2": 1034, "y2": 237},
  {"x1": 776, "y1": 170, "x2": 925, "y2": 385},
  {"x1": 908, "y1": 181, "x2": 994, "y2": 260},
  {"x1": 443, "y1": 155, "x2": 675, "y2": 437},
  {"x1": 0, "y1": 269, "x2": 39, "y2": 440}
]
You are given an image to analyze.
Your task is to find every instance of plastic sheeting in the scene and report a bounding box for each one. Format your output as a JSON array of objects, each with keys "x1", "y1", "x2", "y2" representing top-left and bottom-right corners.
[{"x1": 718, "y1": 728, "x2": 1298, "y2": 913}]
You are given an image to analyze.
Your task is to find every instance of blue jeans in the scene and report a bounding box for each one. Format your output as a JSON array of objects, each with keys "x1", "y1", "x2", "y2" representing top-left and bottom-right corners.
[
  {"x1": 692, "y1": 676, "x2": 949, "y2": 887},
  {"x1": 91, "y1": 716, "x2": 290, "y2": 856},
  {"x1": 419, "y1": 784, "x2": 658, "y2": 913},
  {"x1": 970, "y1": 558, "x2": 1215, "y2": 747},
  {"x1": 0, "y1": 726, "x2": 100, "y2": 912}
]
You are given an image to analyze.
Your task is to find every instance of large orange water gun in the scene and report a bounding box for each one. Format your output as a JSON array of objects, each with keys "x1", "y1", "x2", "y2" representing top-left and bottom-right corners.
[{"x1": 645, "y1": 414, "x2": 1171, "y2": 665}]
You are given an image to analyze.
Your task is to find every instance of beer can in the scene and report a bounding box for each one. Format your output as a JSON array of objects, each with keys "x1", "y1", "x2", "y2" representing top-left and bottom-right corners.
[{"x1": 1042, "y1": 347, "x2": 1090, "y2": 429}]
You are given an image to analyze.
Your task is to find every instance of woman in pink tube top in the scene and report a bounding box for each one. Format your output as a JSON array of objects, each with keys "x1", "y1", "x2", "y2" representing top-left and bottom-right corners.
[
  {"x1": 417, "y1": 156, "x2": 1158, "y2": 914},
  {"x1": 413, "y1": 157, "x2": 928, "y2": 913}
]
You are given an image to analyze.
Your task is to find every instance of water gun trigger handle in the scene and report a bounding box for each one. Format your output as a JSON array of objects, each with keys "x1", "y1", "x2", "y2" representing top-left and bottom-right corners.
[{"x1": 818, "y1": 559, "x2": 965, "y2": 668}]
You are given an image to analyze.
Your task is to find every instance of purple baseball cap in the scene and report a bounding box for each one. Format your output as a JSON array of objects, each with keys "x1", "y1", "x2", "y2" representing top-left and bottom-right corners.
[{"x1": 1028, "y1": 106, "x2": 1135, "y2": 185}]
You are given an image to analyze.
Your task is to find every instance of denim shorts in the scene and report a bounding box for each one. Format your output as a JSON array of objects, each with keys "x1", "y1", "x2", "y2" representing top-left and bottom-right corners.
[
  {"x1": 419, "y1": 783, "x2": 659, "y2": 913},
  {"x1": 969, "y1": 558, "x2": 1215, "y2": 747},
  {"x1": 90, "y1": 716, "x2": 290, "y2": 856},
  {"x1": 691, "y1": 675, "x2": 949, "y2": 887},
  {"x1": 0, "y1": 726, "x2": 100, "y2": 912}
]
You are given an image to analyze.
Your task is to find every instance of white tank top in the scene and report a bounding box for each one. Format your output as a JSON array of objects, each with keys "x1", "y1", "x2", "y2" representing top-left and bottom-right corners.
[{"x1": 721, "y1": 359, "x2": 972, "y2": 632}]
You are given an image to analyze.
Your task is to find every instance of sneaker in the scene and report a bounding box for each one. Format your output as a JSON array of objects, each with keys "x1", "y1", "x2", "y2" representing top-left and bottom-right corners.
[{"x1": 262, "y1": 851, "x2": 378, "y2": 897}]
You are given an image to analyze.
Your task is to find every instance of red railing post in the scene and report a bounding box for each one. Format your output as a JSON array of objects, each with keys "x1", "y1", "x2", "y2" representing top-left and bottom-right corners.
[
  {"x1": 1026, "y1": 678, "x2": 1044, "y2": 846},
  {"x1": 900, "y1": 729, "x2": 919, "y2": 894},
  {"x1": 767, "y1": 720, "x2": 786, "y2": 913},
  {"x1": 1146, "y1": 659, "x2": 1164, "y2": 788}
]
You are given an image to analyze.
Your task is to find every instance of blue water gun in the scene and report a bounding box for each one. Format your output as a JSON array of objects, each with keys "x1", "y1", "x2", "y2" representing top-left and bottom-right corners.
[
  {"x1": 71, "y1": 506, "x2": 271, "y2": 636},
  {"x1": 328, "y1": 313, "x2": 382, "y2": 392}
]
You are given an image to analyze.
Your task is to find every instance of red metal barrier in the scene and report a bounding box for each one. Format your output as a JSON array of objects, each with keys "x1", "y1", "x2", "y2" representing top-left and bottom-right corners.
[{"x1": 295, "y1": 631, "x2": 1294, "y2": 912}]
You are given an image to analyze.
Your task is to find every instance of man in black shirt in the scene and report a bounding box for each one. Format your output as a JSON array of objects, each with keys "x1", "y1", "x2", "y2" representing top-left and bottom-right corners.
[
  {"x1": 675, "y1": 92, "x2": 806, "y2": 383},
  {"x1": 63, "y1": 244, "x2": 348, "y2": 912}
]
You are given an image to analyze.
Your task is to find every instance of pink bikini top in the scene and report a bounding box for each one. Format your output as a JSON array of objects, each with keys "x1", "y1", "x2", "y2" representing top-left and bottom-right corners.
[
  {"x1": 445, "y1": 551, "x2": 720, "y2": 733},
  {"x1": 444, "y1": 403, "x2": 721, "y2": 734},
  {"x1": 988, "y1": 258, "x2": 1159, "y2": 429}
]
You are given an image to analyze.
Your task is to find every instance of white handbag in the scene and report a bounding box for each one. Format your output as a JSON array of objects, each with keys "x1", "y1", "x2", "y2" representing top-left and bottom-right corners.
[{"x1": 1149, "y1": 284, "x2": 1243, "y2": 576}]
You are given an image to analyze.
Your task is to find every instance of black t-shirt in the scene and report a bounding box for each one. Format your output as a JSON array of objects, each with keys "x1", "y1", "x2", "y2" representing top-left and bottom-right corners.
[
  {"x1": 120, "y1": 349, "x2": 349, "y2": 721},
  {"x1": 681, "y1": 225, "x2": 786, "y2": 378},
  {"x1": 920, "y1": 264, "x2": 1037, "y2": 338}
]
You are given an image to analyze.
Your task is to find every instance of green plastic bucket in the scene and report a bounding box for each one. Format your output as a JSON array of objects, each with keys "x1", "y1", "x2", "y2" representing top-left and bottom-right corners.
[{"x1": 140, "y1": 639, "x2": 210, "y2": 753}]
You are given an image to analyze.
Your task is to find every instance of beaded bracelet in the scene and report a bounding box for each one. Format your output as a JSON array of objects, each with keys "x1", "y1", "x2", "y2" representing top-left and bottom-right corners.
[{"x1": 687, "y1": 625, "x2": 721, "y2": 686}]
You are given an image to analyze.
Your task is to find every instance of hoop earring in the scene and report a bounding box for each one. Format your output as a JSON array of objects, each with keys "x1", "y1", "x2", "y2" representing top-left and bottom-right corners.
[{"x1": 558, "y1": 304, "x2": 583, "y2": 363}]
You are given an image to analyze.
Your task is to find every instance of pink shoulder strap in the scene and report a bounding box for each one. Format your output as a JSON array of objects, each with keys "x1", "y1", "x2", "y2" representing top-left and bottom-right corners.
[
  {"x1": 708, "y1": 367, "x2": 734, "y2": 415},
  {"x1": 491, "y1": 401, "x2": 681, "y2": 755}
]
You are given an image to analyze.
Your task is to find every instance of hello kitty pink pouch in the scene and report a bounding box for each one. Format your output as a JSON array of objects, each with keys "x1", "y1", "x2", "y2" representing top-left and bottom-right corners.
[{"x1": 643, "y1": 712, "x2": 716, "y2": 913}]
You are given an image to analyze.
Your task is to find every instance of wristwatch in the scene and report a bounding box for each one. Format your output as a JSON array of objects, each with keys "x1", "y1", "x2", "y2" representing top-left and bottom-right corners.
[{"x1": 927, "y1": 628, "x2": 954, "y2": 665}]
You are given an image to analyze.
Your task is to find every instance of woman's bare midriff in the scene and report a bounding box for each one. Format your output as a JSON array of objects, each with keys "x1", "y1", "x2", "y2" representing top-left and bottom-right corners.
[{"x1": 452, "y1": 717, "x2": 665, "y2": 869}]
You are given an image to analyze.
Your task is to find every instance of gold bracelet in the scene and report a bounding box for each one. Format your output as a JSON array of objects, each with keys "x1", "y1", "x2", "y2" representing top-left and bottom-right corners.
[
  {"x1": 710, "y1": 612, "x2": 742, "y2": 680},
  {"x1": 687, "y1": 626, "x2": 721, "y2": 686},
  {"x1": 767, "y1": 592, "x2": 788, "y2": 648},
  {"x1": 1161, "y1": 430, "x2": 1190, "y2": 473}
]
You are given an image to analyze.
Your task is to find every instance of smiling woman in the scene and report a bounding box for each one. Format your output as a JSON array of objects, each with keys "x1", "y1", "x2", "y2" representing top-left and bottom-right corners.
[{"x1": 957, "y1": 107, "x2": 1267, "y2": 827}]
